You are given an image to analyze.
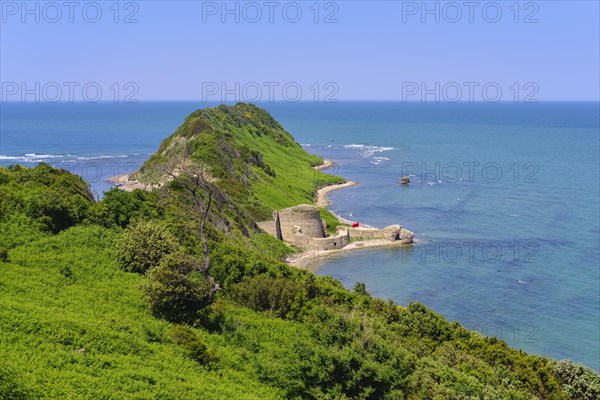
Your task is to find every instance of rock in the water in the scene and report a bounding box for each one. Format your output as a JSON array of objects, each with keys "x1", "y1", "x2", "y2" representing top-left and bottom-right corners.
[
  {"x1": 401, "y1": 175, "x2": 411, "y2": 185},
  {"x1": 382, "y1": 224, "x2": 402, "y2": 241},
  {"x1": 399, "y1": 228, "x2": 415, "y2": 244}
]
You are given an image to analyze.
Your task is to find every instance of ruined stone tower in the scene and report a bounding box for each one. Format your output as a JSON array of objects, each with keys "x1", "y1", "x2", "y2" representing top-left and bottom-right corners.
[{"x1": 275, "y1": 204, "x2": 325, "y2": 242}]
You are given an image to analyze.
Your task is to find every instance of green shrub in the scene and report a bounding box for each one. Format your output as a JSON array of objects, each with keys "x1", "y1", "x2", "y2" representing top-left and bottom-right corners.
[
  {"x1": 115, "y1": 221, "x2": 180, "y2": 274},
  {"x1": 232, "y1": 274, "x2": 304, "y2": 318},
  {"x1": 320, "y1": 208, "x2": 347, "y2": 234},
  {"x1": 0, "y1": 247, "x2": 7, "y2": 263},
  {"x1": 0, "y1": 214, "x2": 50, "y2": 251},
  {"x1": 59, "y1": 265, "x2": 74, "y2": 280},
  {"x1": 170, "y1": 325, "x2": 216, "y2": 366},
  {"x1": 0, "y1": 164, "x2": 93, "y2": 233},
  {"x1": 554, "y1": 360, "x2": 600, "y2": 399},
  {"x1": 353, "y1": 281, "x2": 370, "y2": 296},
  {"x1": 196, "y1": 298, "x2": 227, "y2": 333},
  {"x1": 87, "y1": 188, "x2": 163, "y2": 229},
  {"x1": 142, "y1": 253, "x2": 212, "y2": 322},
  {"x1": 0, "y1": 364, "x2": 32, "y2": 400}
]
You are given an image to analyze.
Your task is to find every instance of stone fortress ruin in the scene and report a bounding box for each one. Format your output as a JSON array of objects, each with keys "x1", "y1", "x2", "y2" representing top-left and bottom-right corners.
[{"x1": 258, "y1": 204, "x2": 414, "y2": 251}]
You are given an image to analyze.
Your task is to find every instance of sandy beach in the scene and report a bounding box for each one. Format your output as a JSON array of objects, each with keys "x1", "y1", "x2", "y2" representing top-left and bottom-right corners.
[
  {"x1": 315, "y1": 181, "x2": 358, "y2": 207},
  {"x1": 313, "y1": 159, "x2": 335, "y2": 171},
  {"x1": 314, "y1": 159, "x2": 358, "y2": 207}
]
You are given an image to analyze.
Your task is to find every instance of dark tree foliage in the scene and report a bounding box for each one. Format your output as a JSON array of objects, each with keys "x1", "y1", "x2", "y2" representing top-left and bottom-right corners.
[
  {"x1": 0, "y1": 163, "x2": 93, "y2": 233},
  {"x1": 231, "y1": 274, "x2": 305, "y2": 318},
  {"x1": 170, "y1": 325, "x2": 216, "y2": 366},
  {"x1": 142, "y1": 253, "x2": 213, "y2": 323},
  {"x1": 353, "y1": 281, "x2": 370, "y2": 296},
  {"x1": 87, "y1": 188, "x2": 163, "y2": 229}
]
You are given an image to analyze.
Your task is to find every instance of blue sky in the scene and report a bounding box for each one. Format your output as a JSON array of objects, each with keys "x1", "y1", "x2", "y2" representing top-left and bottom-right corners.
[{"x1": 1, "y1": 0, "x2": 599, "y2": 101}]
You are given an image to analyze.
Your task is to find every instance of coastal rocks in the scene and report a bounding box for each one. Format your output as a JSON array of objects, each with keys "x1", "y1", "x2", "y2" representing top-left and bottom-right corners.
[
  {"x1": 381, "y1": 225, "x2": 414, "y2": 243},
  {"x1": 382, "y1": 224, "x2": 402, "y2": 242},
  {"x1": 400, "y1": 176, "x2": 411, "y2": 185},
  {"x1": 399, "y1": 228, "x2": 415, "y2": 244}
]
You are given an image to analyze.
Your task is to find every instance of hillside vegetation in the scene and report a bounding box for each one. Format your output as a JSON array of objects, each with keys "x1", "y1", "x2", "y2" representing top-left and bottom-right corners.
[
  {"x1": 132, "y1": 103, "x2": 344, "y2": 222},
  {"x1": 1, "y1": 104, "x2": 599, "y2": 399}
]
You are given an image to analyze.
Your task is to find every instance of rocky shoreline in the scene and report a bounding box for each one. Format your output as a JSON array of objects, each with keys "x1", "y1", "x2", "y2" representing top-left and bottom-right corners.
[{"x1": 107, "y1": 174, "x2": 151, "y2": 192}]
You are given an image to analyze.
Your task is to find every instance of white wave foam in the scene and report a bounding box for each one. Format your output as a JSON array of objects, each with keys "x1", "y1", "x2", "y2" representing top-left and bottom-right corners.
[
  {"x1": 343, "y1": 144, "x2": 394, "y2": 163},
  {"x1": 1, "y1": 153, "x2": 129, "y2": 163},
  {"x1": 1, "y1": 154, "x2": 63, "y2": 163},
  {"x1": 24, "y1": 153, "x2": 67, "y2": 159},
  {"x1": 76, "y1": 155, "x2": 128, "y2": 160},
  {"x1": 371, "y1": 156, "x2": 391, "y2": 165}
]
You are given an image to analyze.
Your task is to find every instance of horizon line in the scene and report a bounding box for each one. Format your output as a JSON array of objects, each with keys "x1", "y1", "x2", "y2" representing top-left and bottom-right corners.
[{"x1": 1, "y1": 100, "x2": 599, "y2": 104}]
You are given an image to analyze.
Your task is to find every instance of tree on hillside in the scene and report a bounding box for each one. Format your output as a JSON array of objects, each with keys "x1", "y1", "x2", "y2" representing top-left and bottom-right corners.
[
  {"x1": 143, "y1": 253, "x2": 215, "y2": 323},
  {"x1": 162, "y1": 162, "x2": 222, "y2": 309},
  {"x1": 115, "y1": 221, "x2": 180, "y2": 274}
]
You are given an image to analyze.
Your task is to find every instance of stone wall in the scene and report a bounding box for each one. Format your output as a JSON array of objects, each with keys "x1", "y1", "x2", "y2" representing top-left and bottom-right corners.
[
  {"x1": 345, "y1": 224, "x2": 415, "y2": 244},
  {"x1": 345, "y1": 227, "x2": 382, "y2": 240},
  {"x1": 257, "y1": 221, "x2": 278, "y2": 238},
  {"x1": 307, "y1": 229, "x2": 350, "y2": 251}
]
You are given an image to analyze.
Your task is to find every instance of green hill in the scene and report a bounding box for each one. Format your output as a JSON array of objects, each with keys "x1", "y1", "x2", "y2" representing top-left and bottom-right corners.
[
  {"x1": 1, "y1": 104, "x2": 599, "y2": 399},
  {"x1": 132, "y1": 103, "x2": 344, "y2": 222}
]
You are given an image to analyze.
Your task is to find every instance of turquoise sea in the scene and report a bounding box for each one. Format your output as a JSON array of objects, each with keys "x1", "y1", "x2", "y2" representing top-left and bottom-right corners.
[{"x1": 1, "y1": 101, "x2": 598, "y2": 370}]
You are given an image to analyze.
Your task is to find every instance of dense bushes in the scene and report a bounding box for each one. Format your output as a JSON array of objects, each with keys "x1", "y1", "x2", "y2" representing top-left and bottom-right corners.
[
  {"x1": 0, "y1": 364, "x2": 32, "y2": 400},
  {"x1": 115, "y1": 221, "x2": 180, "y2": 274},
  {"x1": 209, "y1": 236, "x2": 291, "y2": 289},
  {"x1": 0, "y1": 164, "x2": 93, "y2": 233},
  {"x1": 142, "y1": 253, "x2": 212, "y2": 322},
  {"x1": 87, "y1": 188, "x2": 163, "y2": 229},
  {"x1": 231, "y1": 274, "x2": 305, "y2": 318},
  {"x1": 553, "y1": 360, "x2": 600, "y2": 399},
  {"x1": 0, "y1": 214, "x2": 49, "y2": 250},
  {"x1": 170, "y1": 326, "x2": 216, "y2": 366}
]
